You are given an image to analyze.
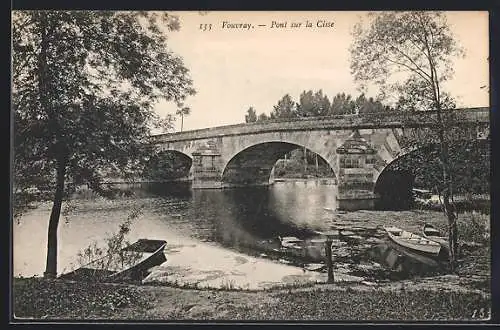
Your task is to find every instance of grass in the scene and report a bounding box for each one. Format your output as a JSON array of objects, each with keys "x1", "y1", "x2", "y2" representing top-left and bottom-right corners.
[
  {"x1": 256, "y1": 288, "x2": 491, "y2": 321},
  {"x1": 12, "y1": 277, "x2": 491, "y2": 321},
  {"x1": 13, "y1": 277, "x2": 153, "y2": 319},
  {"x1": 458, "y1": 212, "x2": 490, "y2": 245}
]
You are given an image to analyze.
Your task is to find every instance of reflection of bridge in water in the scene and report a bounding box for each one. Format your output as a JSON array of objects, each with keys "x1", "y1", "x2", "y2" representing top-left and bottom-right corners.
[{"x1": 149, "y1": 108, "x2": 489, "y2": 211}]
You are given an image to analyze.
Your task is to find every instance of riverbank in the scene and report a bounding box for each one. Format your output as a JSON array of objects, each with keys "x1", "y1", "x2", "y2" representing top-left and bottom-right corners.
[
  {"x1": 143, "y1": 241, "x2": 363, "y2": 290},
  {"x1": 13, "y1": 230, "x2": 491, "y2": 321},
  {"x1": 13, "y1": 274, "x2": 491, "y2": 321}
]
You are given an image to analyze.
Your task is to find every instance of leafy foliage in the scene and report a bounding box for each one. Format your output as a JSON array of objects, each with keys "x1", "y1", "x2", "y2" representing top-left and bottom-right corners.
[
  {"x1": 257, "y1": 112, "x2": 269, "y2": 122},
  {"x1": 244, "y1": 106, "x2": 257, "y2": 123},
  {"x1": 13, "y1": 11, "x2": 195, "y2": 192},
  {"x1": 12, "y1": 10, "x2": 195, "y2": 277},
  {"x1": 457, "y1": 212, "x2": 490, "y2": 245},
  {"x1": 274, "y1": 149, "x2": 335, "y2": 179},
  {"x1": 350, "y1": 11, "x2": 464, "y2": 108},
  {"x1": 387, "y1": 140, "x2": 490, "y2": 196},
  {"x1": 270, "y1": 94, "x2": 297, "y2": 119},
  {"x1": 142, "y1": 151, "x2": 192, "y2": 181},
  {"x1": 245, "y1": 90, "x2": 393, "y2": 123},
  {"x1": 350, "y1": 11, "x2": 472, "y2": 270},
  {"x1": 75, "y1": 206, "x2": 144, "y2": 281},
  {"x1": 176, "y1": 105, "x2": 191, "y2": 132}
]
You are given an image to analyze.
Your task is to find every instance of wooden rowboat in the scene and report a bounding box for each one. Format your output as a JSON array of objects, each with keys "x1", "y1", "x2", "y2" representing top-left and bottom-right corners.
[
  {"x1": 422, "y1": 224, "x2": 449, "y2": 247},
  {"x1": 384, "y1": 226, "x2": 441, "y2": 257},
  {"x1": 60, "y1": 239, "x2": 167, "y2": 282},
  {"x1": 278, "y1": 236, "x2": 303, "y2": 249}
]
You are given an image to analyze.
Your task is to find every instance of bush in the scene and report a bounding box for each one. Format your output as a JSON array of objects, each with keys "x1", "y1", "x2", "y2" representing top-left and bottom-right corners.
[{"x1": 458, "y1": 212, "x2": 490, "y2": 245}]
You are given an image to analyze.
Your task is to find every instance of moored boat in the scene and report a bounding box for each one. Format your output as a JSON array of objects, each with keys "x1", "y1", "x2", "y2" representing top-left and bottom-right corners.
[
  {"x1": 278, "y1": 236, "x2": 304, "y2": 249},
  {"x1": 60, "y1": 239, "x2": 167, "y2": 282},
  {"x1": 384, "y1": 226, "x2": 441, "y2": 257},
  {"x1": 422, "y1": 224, "x2": 449, "y2": 247}
]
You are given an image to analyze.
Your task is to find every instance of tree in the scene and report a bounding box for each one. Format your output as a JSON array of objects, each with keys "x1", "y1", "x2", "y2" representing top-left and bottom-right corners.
[
  {"x1": 143, "y1": 151, "x2": 192, "y2": 181},
  {"x1": 257, "y1": 112, "x2": 269, "y2": 122},
  {"x1": 12, "y1": 11, "x2": 195, "y2": 278},
  {"x1": 357, "y1": 95, "x2": 390, "y2": 114},
  {"x1": 297, "y1": 90, "x2": 332, "y2": 117},
  {"x1": 330, "y1": 92, "x2": 356, "y2": 115},
  {"x1": 312, "y1": 90, "x2": 331, "y2": 116},
  {"x1": 350, "y1": 11, "x2": 467, "y2": 270},
  {"x1": 245, "y1": 106, "x2": 257, "y2": 123},
  {"x1": 297, "y1": 90, "x2": 315, "y2": 117},
  {"x1": 176, "y1": 106, "x2": 191, "y2": 131},
  {"x1": 270, "y1": 94, "x2": 297, "y2": 119},
  {"x1": 354, "y1": 93, "x2": 367, "y2": 115}
]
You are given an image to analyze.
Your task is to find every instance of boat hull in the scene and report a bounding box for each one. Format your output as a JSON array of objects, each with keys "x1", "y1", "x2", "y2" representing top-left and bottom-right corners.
[
  {"x1": 60, "y1": 239, "x2": 167, "y2": 282},
  {"x1": 386, "y1": 240, "x2": 440, "y2": 268},
  {"x1": 422, "y1": 225, "x2": 450, "y2": 259},
  {"x1": 385, "y1": 228, "x2": 441, "y2": 257}
]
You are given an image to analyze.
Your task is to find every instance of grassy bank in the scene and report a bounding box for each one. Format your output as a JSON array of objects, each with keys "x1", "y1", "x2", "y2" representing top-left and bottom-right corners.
[{"x1": 13, "y1": 277, "x2": 490, "y2": 321}]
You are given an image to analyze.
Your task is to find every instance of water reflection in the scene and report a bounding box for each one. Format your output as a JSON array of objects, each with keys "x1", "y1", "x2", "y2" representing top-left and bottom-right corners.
[
  {"x1": 143, "y1": 182, "x2": 445, "y2": 277},
  {"x1": 146, "y1": 181, "x2": 337, "y2": 255}
]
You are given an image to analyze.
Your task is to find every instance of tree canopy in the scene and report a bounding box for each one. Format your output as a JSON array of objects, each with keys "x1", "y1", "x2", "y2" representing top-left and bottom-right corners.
[
  {"x1": 350, "y1": 11, "x2": 463, "y2": 111},
  {"x1": 270, "y1": 94, "x2": 296, "y2": 119},
  {"x1": 245, "y1": 106, "x2": 257, "y2": 123},
  {"x1": 12, "y1": 10, "x2": 196, "y2": 277},
  {"x1": 13, "y1": 11, "x2": 195, "y2": 192},
  {"x1": 245, "y1": 90, "x2": 393, "y2": 123},
  {"x1": 350, "y1": 11, "x2": 473, "y2": 270}
]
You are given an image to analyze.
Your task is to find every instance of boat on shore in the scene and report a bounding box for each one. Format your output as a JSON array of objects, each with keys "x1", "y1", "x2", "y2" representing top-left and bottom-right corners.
[
  {"x1": 59, "y1": 239, "x2": 167, "y2": 282},
  {"x1": 278, "y1": 236, "x2": 304, "y2": 249},
  {"x1": 422, "y1": 224, "x2": 450, "y2": 259},
  {"x1": 384, "y1": 226, "x2": 441, "y2": 257},
  {"x1": 422, "y1": 224, "x2": 449, "y2": 247}
]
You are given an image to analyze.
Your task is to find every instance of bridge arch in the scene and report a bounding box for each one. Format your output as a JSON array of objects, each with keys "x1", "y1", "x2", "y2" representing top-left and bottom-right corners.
[
  {"x1": 373, "y1": 138, "x2": 490, "y2": 210},
  {"x1": 373, "y1": 145, "x2": 434, "y2": 210},
  {"x1": 144, "y1": 149, "x2": 193, "y2": 182},
  {"x1": 221, "y1": 141, "x2": 337, "y2": 187}
]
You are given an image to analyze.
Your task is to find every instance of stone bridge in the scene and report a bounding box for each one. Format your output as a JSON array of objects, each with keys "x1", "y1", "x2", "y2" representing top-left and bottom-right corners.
[{"x1": 149, "y1": 107, "x2": 489, "y2": 210}]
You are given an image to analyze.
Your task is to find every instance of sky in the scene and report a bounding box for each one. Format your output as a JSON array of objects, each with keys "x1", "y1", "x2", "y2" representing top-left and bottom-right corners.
[{"x1": 153, "y1": 11, "x2": 489, "y2": 132}]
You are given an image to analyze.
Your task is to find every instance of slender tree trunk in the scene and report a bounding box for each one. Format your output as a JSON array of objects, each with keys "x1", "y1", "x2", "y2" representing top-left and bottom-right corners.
[
  {"x1": 304, "y1": 146, "x2": 307, "y2": 173},
  {"x1": 180, "y1": 114, "x2": 184, "y2": 132},
  {"x1": 425, "y1": 31, "x2": 458, "y2": 271},
  {"x1": 44, "y1": 155, "x2": 67, "y2": 278},
  {"x1": 325, "y1": 238, "x2": 334, "y2": 283},
  {"x1": 436, "y1": 109, "x2": 458, "y2": 272}
]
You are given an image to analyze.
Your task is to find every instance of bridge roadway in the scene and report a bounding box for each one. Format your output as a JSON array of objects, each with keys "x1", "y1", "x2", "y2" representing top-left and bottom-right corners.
[{"x1": 149, "y1": 107, "x2": 489, "y2": 211}]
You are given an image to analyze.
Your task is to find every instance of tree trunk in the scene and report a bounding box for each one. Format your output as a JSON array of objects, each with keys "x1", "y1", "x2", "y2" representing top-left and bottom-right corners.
[
  {"x1": 436, "y1": 110, "x2": 458, "y2": 272},
  {"x1": 325, "y1": 238, "x2": 334, "y2": 284},
  {"x1": 43, "y1": 155, "x2": 67, "y2": 278},
  {"x1": 180, "y1": 114, "x2": 184, "y2": 132},
  {"x1": 443, "y1": 187, "x2": 458, "y2": 271},
  {"x1": 303, "y1": 146, "x2": 307, "y2": 173}
]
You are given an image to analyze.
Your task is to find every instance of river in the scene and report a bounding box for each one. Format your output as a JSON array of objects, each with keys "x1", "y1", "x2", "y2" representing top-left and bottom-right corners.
[{"x1": 13, "y1": 181, "x2": 450, "y2": 282}]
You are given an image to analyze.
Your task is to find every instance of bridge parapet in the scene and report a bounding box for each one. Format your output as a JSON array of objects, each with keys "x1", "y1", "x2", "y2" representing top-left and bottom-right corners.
[{"x1": 150, "y1": 107, "x2": 489, "y2": 143}]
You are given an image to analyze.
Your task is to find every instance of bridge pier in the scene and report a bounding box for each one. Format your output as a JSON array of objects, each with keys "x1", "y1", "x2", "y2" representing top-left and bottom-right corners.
[
  {"x1": 191, "y1": 144, "x2": 223, "y2": 189},
  {"x1": 336, "y1": 196, "x2": 378, "y2": 211},
  {"x1": 335, "y1": 130, "x2": 379, "y2": 211}
]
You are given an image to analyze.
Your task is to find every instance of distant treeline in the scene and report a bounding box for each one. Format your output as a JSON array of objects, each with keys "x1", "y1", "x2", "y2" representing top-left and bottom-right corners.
[
  {"x1": 245, "y1": 91, "x2": 394, "y2": 123},
  {"x1": 273, "y1": 149, "x2": 335, "y2": 179}
]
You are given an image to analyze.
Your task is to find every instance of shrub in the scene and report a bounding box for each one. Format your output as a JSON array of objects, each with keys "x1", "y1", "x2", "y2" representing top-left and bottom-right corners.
[{"x1": 458, "y1": 212, "x2": 490, "y2": 245}]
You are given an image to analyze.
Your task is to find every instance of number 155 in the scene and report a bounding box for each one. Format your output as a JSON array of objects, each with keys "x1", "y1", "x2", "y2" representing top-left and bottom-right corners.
[{"x1": 200, "y1": 24, "x2": 212, "y2": 31}]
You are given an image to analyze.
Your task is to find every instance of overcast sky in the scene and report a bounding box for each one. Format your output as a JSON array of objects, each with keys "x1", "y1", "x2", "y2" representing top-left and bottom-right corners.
[{"x1": 153, "y1": 11, "x2": 489, "y2": 132}]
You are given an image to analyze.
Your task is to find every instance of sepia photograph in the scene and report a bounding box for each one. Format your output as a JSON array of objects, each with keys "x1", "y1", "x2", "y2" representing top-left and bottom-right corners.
[{"x1": 11, "y1": 10, "x2": 491, "y2": 322}]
